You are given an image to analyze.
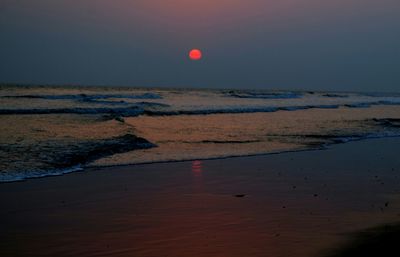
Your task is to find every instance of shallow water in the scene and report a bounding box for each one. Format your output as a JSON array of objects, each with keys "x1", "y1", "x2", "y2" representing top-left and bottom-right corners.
[{"x1": 1, "y1": 85, "x2": 400, "y2": 181}]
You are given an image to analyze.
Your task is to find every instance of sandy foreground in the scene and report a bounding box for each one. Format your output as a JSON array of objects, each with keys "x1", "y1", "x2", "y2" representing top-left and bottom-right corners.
[{"x1": 1, "y1": 138, "x2": 400, "y2": 257}]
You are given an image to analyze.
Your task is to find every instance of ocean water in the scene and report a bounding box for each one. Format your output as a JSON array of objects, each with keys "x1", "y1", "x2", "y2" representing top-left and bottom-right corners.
[{"x1": 1, "y1": 85, "x2": 400, "y2": 182}]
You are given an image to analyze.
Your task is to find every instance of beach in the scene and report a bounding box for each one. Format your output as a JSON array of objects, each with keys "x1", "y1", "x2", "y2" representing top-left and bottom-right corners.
[
  {"x1": 1, "y1": 86, "x2": 400, "y2": 256},
  {"x1": 1, "y1": 138, "x2": 400, "y2": 257}
]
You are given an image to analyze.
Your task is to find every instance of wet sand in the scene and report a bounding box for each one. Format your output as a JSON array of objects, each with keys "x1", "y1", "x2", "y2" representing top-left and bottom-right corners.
[{"x1": 1, "y1": 138, "x2": 400, "y2": 257}]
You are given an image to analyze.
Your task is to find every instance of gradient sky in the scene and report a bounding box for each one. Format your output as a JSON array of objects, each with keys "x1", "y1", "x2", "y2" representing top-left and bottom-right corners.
[{"x1": 1, "y1": 0, "x2": 399, "y2": 91}]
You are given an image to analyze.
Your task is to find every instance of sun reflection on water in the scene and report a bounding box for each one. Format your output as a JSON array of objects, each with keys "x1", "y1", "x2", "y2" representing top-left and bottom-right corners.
[{"x1": 191, "y1": 160, "x2": 203, "y2": 176}]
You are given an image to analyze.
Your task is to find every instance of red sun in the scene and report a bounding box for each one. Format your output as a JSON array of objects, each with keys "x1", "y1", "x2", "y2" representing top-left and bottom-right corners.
[{"x1": 189, "y1": 49, "x2": 202, "y2": 60}]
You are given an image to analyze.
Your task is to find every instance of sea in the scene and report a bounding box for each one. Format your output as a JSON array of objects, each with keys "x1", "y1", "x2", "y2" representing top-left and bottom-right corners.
[{"x1": 1, "y1": 85, "x2": 400, "y2": 182}]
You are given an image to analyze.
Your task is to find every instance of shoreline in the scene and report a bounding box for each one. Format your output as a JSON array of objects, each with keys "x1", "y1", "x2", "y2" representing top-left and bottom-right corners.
[{"x1": 3, "y1": 134, "x2": 400, "y2": 184}]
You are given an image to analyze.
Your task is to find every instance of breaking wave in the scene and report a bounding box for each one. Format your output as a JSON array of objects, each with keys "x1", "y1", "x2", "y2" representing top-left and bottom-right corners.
[
  {"x1": 224, "y1": 90, "x2": 302, "y2": 99},
  {"x1": 1, "y1": 101, "x2": 400, "y2": 117}
]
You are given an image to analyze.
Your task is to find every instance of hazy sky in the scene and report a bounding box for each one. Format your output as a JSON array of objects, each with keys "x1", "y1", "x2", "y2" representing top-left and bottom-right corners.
[{"x1": 1, "y1": 0, "x2": 399, "y2": 91}]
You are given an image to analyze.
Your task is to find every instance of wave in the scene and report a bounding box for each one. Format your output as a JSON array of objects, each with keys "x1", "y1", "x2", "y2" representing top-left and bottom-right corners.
[
  {"x1": 2, "y1": 130, "x2": 400, "y2": 183},
  {"x1": 322, "y1": 93, "x2": 349, "y2": 98},
  {"x1": 0, "y1": 102, "x2": 169, "y2": 116},
  {"x1": 372, "y1": 118, "x2": 400, "y2": 128},
  {"x1": 224, "y1": 90, "x2": 302, "y2": 99},
  {"x1": 0, "y1": 106, "x2": 145, "y2": 115},
  {"x1": 360, "y1": 92, "x2": 400, "y2": 97},
  {"x1": 267, "y1": 130, "x2": 400, "y2": 144},
  {"x1": 2, "y1": 101, "x2": 400, "y2": 116},
  {"x1": 144, "y1": 101, "x2": 400, "y2": 116},
  {"x1": 0, "y1": 166, "x2": 84, "y2": 183},
  {"x1": 0, "y1": 134, "x2": 156, "y2": 183},
  {"x1": 87, "y1": 132, "x2": 400, "y2": 170},
  {"x1": 2, "y1": 92, "x2": 162, "y2": 100},
  {"x1": 344, "y1": 101, "x2": 400, "y2": 108}
]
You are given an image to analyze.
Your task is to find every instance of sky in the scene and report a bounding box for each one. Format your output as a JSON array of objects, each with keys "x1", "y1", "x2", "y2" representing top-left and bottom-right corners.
[{"x1": 0, "y1": 0, "x2": 399, "y2": 92}]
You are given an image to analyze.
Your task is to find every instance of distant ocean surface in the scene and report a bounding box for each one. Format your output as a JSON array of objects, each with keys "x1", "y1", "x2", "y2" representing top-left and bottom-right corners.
[{"x1": 1, "y1": 85, "x2": 400, "y2": 182}]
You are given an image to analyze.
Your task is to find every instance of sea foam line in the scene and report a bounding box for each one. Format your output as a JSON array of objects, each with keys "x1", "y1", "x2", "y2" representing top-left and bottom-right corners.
[{"x1": 2, "y1": 101, "x2": 400, "y2": 116}]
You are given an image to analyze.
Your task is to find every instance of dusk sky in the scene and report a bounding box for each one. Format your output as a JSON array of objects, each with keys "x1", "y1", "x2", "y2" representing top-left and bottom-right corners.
[{"x1": 1, "y1": 0, "x2": 399, "y2": 91}]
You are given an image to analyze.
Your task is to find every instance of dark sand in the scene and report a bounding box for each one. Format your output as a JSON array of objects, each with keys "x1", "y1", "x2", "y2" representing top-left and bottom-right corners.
[{"x1": 1, "y1": 138, "x2": 400, "y2": 257}]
